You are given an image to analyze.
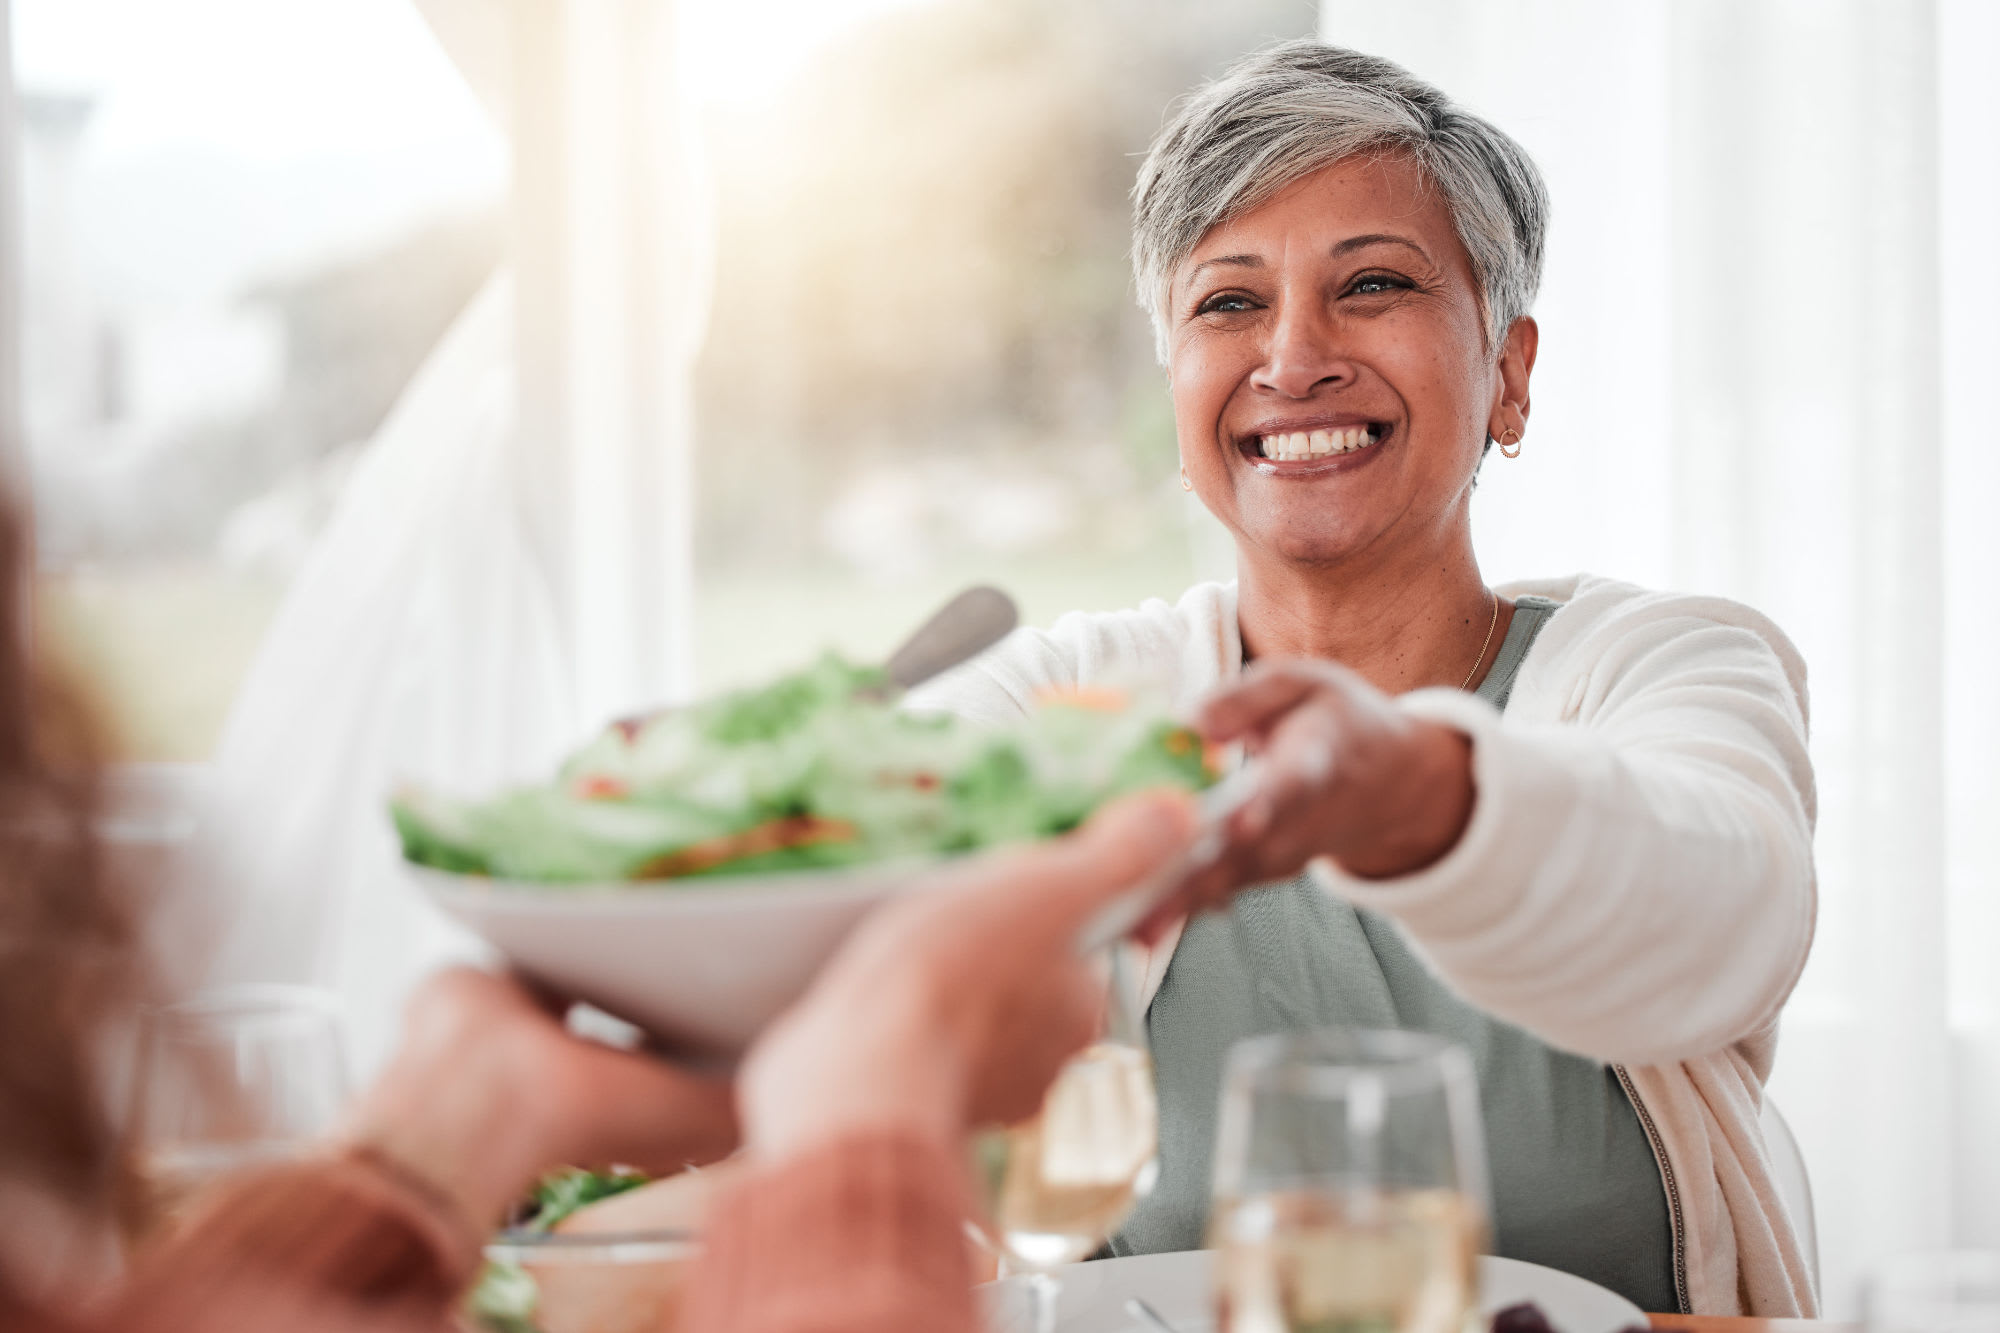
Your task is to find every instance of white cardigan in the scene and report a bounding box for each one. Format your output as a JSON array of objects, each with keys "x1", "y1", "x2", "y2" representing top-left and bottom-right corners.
[{"x1": 910, "y1": 573, "x2": 1819, "y2": 1316}]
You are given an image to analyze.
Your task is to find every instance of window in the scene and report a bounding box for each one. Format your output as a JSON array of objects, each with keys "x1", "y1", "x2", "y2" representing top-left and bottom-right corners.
[
  {"x1": 688, "y1": 0, "x2": 1315, "y2": 687},
  {"x1": 15, "y1": 0, "x2": 504, "y2": 756},
  {"x1": 13, "y1": 0, "x2": 1319, "y2": 752}
]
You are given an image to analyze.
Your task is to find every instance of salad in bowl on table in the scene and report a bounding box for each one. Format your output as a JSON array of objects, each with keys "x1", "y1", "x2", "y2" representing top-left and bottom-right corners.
[{"x1": 393, "y1": 653, "x2": 1216, "y2": 886}]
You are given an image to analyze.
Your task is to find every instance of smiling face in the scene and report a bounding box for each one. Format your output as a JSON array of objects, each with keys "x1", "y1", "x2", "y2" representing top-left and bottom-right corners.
[{"x1": 1167, "y1": 153, "x2": 1534, "y2": 573}]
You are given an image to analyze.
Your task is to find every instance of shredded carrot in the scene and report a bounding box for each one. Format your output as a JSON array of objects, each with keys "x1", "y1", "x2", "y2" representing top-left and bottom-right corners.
[
  {"x1": 633, "y1": 815, "x2": 858, "y2": 879},
  {"x1": 1034, "y1": 685, "x2": 1130, "y2": 712}
]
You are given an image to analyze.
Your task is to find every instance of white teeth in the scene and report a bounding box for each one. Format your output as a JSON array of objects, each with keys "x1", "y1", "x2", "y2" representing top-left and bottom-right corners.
[{"x1": 1257, "y1": 427, "x2": 1377, "y2": 460}]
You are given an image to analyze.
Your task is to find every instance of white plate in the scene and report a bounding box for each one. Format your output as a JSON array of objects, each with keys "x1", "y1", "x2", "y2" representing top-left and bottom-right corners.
[
  {"x1": 415, "y1": 860, "x2": 938, "y2": 1057},
  {"x1": 980, "y1": 1251, "x2": 1647, "y2": 1333}
]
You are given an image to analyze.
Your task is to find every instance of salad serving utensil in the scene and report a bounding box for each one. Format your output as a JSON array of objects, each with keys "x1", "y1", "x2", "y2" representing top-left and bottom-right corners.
[
  {"x1": 872, "y1": 584, "x2": 1020, "y2": 696},
  {"x1": 611, "y1": 584, "x2": 1018, "y2": 727}
]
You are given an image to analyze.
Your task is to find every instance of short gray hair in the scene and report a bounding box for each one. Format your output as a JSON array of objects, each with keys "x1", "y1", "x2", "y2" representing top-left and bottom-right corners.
[{"x1": 1132, "y1": 40, "x2": 1549, "y2": 362}]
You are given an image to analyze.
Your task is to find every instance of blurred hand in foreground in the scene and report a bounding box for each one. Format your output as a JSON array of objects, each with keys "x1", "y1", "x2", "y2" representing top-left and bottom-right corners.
[
  {"x1": 1154, "y1": 658, "x2": 1475, "y2": 927},
  {"x1": 342, "y1": 968, "x2": 738, "y2": 1239},
  {"x1": 740, "y1": 790, "x2": 1198, "y2": 1164}
]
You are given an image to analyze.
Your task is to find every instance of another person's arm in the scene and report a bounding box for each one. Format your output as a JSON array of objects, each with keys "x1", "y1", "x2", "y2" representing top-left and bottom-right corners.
[
  {"x1": 1178, "y1": 594, "x2": 1815, "y2": 1066},
  {"x1": 680, "y1": 794, "x2": 1195, "y2": 1333},
  {"x1": 81, "y1": 971, "x2": 738, "y2": 1333},
  {"x1": 87, "y1": 1155, "x2": 473, "y2": 1333}
]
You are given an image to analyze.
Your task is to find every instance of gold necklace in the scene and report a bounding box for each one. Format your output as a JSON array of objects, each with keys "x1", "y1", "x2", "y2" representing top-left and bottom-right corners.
[{"x1": 1460, "y1": 590, "x2": 1500, "y2": 691}]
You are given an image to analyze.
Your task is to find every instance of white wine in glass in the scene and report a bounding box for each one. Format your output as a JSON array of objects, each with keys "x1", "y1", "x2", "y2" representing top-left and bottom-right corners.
[
  {"x1": 983, "y1": 1039, "x2": 1159, "y2": 1268},
  {"x1": 1212, "y1": 1187, "x2": 1482, "y2": 1333},
  {"x1": 977, "y1": 948, "x2": 1157, "y2": 1333},
  {"x1": 1209, "y1": 1030, "x2": 1491, "y2": 1333}
]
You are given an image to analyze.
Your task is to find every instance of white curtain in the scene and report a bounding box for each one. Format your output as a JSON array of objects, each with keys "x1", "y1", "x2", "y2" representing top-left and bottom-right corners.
[
  {"x1": 193, "y1": 0, "x2": 708, "y2": 1071},
  {"x1": 1316, "y1": 0, "x2": 2000, "y2": 1314},
  {"x1": 196, "y1": 275, "x2": 568, "y2": 1062}
]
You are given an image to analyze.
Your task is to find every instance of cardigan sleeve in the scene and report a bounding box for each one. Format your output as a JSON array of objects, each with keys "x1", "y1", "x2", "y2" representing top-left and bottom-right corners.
[
  {"x1": 1313, "y1": 583, "x2": 1818, "y2": 1067},
  {"x1": 678, "y1": 1132, "x2": 981, "y2": 1333}
]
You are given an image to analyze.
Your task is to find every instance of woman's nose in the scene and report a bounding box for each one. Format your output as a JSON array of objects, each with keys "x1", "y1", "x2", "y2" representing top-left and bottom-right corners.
[{"x1": 1249, "y1": 301, "x2": 1352, "y2": 399}]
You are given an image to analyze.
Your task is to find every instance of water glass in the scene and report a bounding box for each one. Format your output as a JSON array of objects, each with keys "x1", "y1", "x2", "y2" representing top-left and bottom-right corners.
[
  {"x1": 129, "y1": 984, "x2": 352, "y2": 1223},
  {"x1": 1209, "y1": 1029, "x2": 1490, "y2": 1333}
]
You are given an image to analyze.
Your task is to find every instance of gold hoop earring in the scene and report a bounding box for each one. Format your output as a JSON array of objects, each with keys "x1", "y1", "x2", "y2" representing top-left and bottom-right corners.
[
  {"x1": 1498, "y1": 428, "x2": 1523, "y2": 459},
  {"x1": 1180, "y1": 465, "x2": 1193, "y2": 492}
]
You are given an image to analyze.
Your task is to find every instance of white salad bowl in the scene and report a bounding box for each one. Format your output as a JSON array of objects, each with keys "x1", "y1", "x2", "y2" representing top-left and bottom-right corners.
[{"x1": 415, "y1": 860, "x2": 941, "y2": 1058}]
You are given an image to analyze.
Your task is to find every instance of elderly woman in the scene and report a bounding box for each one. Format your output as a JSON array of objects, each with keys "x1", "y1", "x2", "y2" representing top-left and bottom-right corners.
[{"x1": 913, "y1": 40, "x2": 1817, "y2": 1318}]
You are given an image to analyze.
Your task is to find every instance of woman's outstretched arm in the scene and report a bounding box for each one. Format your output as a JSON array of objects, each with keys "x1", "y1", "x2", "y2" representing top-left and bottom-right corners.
[{"x1": 1183, "y1": 587, "x2": 1815, "y2": 1066}]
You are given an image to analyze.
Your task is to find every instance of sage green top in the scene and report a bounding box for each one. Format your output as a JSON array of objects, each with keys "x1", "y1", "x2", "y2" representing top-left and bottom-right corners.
[{"x1": 1109, "y1": 595, "x2": 1680, "y2": 1314}]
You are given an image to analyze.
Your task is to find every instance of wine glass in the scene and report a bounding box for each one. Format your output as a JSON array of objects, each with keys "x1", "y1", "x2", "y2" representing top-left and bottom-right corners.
[
  {"x1": 977, "y1": 946, "x2": 1159, "y2": 1333},
  {"x1": 1871, "y1": 1251, "x2": 2000, "y2": 1333},
  {"x1": 1209, "y1": 1029, "x2": 1490, "y2": 1333},
  {"x1": 128, "y1": 984, "x2": 352, "y2": 1226}
]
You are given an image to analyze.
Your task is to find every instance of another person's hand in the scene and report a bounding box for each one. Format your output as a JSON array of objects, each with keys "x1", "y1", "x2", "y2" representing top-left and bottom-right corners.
[
  {"x1": 739, "y1": 792, "x2": 1197, "y2": 1165},
  {"x1": 1173, "y1": 658, "x2": 1476, "y2": 915},
  {"x1": 342, "y1": 969, "x2": 737, "y2": 1240}
]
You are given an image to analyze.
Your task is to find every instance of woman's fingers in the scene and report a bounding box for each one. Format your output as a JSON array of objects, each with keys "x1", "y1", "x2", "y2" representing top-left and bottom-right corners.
[
  {"x1": 1132, "y1": 695, "x2": 1349, "y2": 927},
  {"x1": 1197, "y1": 658, "x2": 1358, "y2": 742},
  {"x1": 1197, "y1": 667, "x2": 1320, "y2": 742}
]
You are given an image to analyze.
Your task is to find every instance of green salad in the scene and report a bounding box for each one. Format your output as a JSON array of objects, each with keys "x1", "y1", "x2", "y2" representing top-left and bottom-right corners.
[
  {"x1": 467, "y1": 1168, "x2": 649, "y2": 1333},
  {"x1": 393, "y1": 653, "x2": 1213, "y2": 884}
]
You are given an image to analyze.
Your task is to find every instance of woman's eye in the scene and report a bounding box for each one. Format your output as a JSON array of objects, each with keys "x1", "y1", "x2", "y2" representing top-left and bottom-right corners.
[
  {"x1": 1197, "y1": 293, "x2": 1258, "y2": 315},
  {"x1": 1348, "y1": 273, "x2": 1410, "y2": 296}
]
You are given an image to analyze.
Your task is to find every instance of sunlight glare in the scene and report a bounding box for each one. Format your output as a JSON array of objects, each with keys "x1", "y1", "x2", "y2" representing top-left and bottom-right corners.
[{"x1": 677, "y1": 0, "x2": 940, "y2": 106}]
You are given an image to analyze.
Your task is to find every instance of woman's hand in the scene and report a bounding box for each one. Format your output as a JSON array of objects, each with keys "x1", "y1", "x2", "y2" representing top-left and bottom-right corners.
[
  {"x1": 739, "y1": 792, "x2": 1197, "y2": 1165},
  {"x1": 342, "y1": 969, "x2": 737, "y2": 1240},
  {"x1": 1176, "y1": 658, "x2": 1476, "y2": 914}
]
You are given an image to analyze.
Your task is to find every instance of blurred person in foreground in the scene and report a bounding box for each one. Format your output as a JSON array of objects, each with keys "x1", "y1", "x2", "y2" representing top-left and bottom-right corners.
[
  {"x1": 912, "y1": 40, "x2": 1817, "y2": 1316},
  {"x1": 0, "y1": 483, "x2": 1198, "y2": 1331}
]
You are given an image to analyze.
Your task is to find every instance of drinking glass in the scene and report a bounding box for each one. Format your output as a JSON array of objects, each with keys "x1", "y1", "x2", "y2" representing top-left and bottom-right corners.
[
  {"x1": 1871, "y1": 1251, "x2": 2000, "y2": 1333},
  {"x1": 1209, "y1": 1029, "x2": 1490, "y2": 1333},
  {"x1": 129, "y1": 984, "x2": 352, "y2": 1224},
  {"x1": 978, "y1": 947, "x2": 1159, "y2": 1333}
]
